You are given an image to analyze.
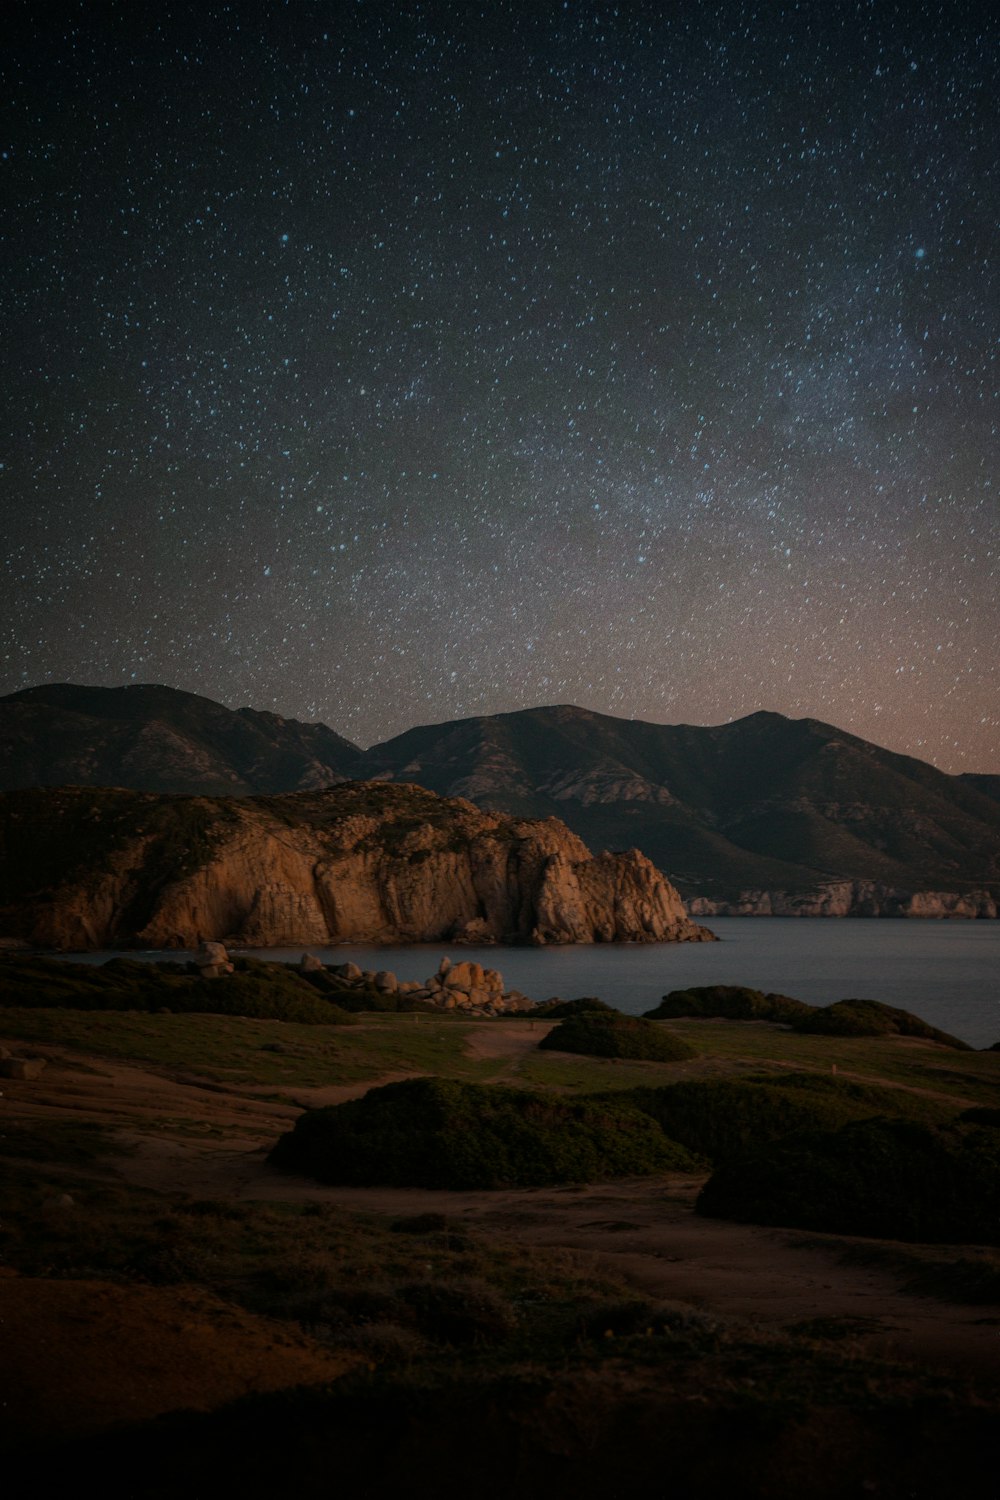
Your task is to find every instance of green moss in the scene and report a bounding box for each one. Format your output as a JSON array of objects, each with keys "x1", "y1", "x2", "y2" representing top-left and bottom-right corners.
[
  {"x1": 539, "y1": 1012, "x2": 696, "y2": 1062},
  {"x1": 269, "y1": 1076, "x2": 700, "y2": 1188}
]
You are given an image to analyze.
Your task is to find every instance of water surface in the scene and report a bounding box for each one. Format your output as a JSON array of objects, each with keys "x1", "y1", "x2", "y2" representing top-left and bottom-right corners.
[{"x1": 66, "y1": 917, "x2": 1000, "y2": 1048}]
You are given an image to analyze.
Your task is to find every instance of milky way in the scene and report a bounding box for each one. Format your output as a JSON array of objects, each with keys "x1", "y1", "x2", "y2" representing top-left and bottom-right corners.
[{"x1": 2, "y1": 2, "x2": 997, "y2": 770}]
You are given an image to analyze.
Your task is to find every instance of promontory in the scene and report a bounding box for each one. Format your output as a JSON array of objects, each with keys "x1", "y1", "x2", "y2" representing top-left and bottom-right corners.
[{"x1": 0, "y1": 781, "x2": 715, "y2": 950}]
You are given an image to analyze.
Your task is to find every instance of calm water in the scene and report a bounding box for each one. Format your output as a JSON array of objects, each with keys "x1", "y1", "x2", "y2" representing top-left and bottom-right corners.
[{"x1": 66, "y1": 918, "x2": 1000, "y2": 1048}]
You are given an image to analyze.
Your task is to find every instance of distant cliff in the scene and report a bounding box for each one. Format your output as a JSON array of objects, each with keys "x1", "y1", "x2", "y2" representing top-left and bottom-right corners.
[
  {"x1": 0, "y1": 782, "x2": 715, "y2": 950},
  {"x1": 688, "y1": 883, "x2": 999, "y2": 919}
]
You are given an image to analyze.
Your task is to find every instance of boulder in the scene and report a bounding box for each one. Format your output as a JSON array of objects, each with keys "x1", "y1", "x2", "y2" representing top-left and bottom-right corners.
[
  {"x1": 300, "y1": 953, "x2": 325, "y2": 972},
  {"x1": 333, "y1": 962, "x2": 363, "y2": 982},
  {"x1": 196, "y1": 941, "x2": 230, "y2": 967},
  {"x1": 0, "y1": 1057, "x2": 47, "y2": 1080},
  {"x1": 374, "y1": 970, "x2": 398, "y2": 993},
  {"x1": 444, "y1": 960, "x2": 485, "y2": 991}
]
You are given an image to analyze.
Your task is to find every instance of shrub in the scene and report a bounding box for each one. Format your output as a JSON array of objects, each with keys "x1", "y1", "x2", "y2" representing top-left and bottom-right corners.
[
  {"x1": 697, "y1": 1116, "x2": 1000, "y2": 1245},
  {"x1": 538, "y1": 1012, "x2": 695, "y2": 1062},
  {"x1": 0, "y1": 954, "x2": 356, "y2": 1025},
  {"x1": 269, "y1": 1077, "x2": 700, "y2": 1188},
  {"x1": 592, "y1": 1073, "x2": 947, "y2": 1167},
  {"x1": 960, "y1": 1107, "x2": 1000, "y2": 1127},
  {"x1": 319, "y1": 984, "x2": 437, "y2": 1014},
  {"x1": 533, "y1": 997, "x2": 617, "y2": 1018},
  {"x1": 791, "y1": 998, "x2": 969, "y2": 1050},
  {"x1": 644, "y1": 986, "x2": 813, "y2": 1024}
]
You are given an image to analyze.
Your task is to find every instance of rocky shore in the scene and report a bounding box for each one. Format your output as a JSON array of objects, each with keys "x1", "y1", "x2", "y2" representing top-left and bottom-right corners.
[
  {"x1": 302, "y1": 950, "x2": 537, "y2": 1015},
  {"x1": 688, "y1": 882, "x2": 999, "y2": 919}
]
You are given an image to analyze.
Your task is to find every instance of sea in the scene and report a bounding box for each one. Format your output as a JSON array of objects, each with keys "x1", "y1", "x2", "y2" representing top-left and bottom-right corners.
[{"x1": 64, "y1": 917, "x2": 1000, "y2": 1049}]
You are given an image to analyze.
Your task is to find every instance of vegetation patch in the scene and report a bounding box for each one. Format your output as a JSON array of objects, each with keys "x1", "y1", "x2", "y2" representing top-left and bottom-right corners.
[
  {"x1": 645, "y1": 985, "x2": 813, "y2": 1024},
  {"x1": 646, "y1": 986, "x2": 970, "y2": 1052},
  {"x1": 697, "y1": 1116, "x2": 1000, "y2": 1245},
  {"x1": 590, "y1": 1073, "x2": 947, "y2": 1166},
  {"x1": 0, "y1": 954, "x2": 357, "y2": 1026},
  {"x1": 269, "y1": 1076, "x2": 700, "y2": 1188},
  {"x1": 0, "y1": 1119, "x2": 127, "y2": 1167},
  {"x1": 538, "y1": 1012, "x2": 696, "y2": 1062},
  {"x1": 533, "y1": 997, "x2": 617, "y2": 1019},
  {"x1": 792, "y1": 998, "x2": 970, "y2": 1050}
]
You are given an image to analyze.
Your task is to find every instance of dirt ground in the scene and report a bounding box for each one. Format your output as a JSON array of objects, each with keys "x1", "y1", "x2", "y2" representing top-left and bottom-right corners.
[{"x1": 4, "y1": 1020, "x2": 998, "y2": 1399}]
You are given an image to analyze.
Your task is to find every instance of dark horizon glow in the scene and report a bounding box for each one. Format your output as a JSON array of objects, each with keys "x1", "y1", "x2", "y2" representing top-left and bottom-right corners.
[{"x1": 2, "y1": 3, "x2": 997, "y2": 773}]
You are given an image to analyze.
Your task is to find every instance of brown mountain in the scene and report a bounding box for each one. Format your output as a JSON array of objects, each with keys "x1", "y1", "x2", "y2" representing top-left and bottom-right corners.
[
  {"x1": 0, "y1": 683, "x2": 363, "y2": 795},
  {"x1": 0, "y1": 781, "x2": 713, "y2": 950},
  {"x1": 365, "y1": 706, "x2": 1000, "y2": 912},
  {"x1": 2, "y1": 685, "x2": 998, "y2": 913}
]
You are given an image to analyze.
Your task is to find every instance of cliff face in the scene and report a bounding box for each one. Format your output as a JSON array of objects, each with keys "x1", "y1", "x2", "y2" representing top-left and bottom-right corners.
[
  {"x1": 688, "y1": 883, "x2": 999, "y2": 919},
  {"x1": 0, "y1": 783, "x2": 714, "y2": 950}
]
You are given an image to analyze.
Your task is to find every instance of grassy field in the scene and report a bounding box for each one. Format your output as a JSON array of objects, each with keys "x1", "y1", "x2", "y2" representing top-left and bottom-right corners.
[
  {"x1": 3, "y1": 995, "x2": 999, "y2": 1497},
  {"x1": 3, "y1": 1003, "x2": 998, "y2": 1106}
]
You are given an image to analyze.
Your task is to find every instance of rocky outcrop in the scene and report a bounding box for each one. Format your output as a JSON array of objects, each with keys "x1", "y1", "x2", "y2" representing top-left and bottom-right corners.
[
  {"x1": 688, "y1": 884, "x2": 999, "y2": 919},
  {"x1": 313, "y1": 953, "x2": 537, "y2": 1015},
  {"x1": 0, "y1": 782, "x2": 714, "y2": 951}
]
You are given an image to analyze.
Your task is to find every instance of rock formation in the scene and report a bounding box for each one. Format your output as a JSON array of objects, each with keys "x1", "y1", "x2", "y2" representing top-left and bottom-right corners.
[
  {"x1": 0, "y1": 782, "x2": 714, "y2": 951},
  {"x1": 687, "y1": 883, "x2": 999, "y2": 919}
]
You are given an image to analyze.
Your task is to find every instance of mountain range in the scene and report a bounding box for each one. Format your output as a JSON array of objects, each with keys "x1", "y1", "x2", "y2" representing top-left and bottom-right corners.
[{"x1": 2, "y1": 682, "x2": 998, "y2": 914}]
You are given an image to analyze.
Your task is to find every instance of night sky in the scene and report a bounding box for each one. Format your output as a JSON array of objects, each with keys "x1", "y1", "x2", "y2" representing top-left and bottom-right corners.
[{"x1": 2, "y1": 1, "x2": 997, "y2": 771}]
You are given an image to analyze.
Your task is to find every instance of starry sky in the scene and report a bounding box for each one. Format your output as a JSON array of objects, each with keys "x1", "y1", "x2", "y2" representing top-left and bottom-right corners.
[{"x1": 2, "y1": 1, "x2": 997, "y2": 771}]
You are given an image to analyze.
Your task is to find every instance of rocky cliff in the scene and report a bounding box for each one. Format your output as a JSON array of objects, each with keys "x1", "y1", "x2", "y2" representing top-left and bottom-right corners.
[
  {"x1": 687, "y1": 883, "x2": 999, "y2": 919},
  {"x1": 0, "y1": 782, "x2": 714, "y2": 950}
]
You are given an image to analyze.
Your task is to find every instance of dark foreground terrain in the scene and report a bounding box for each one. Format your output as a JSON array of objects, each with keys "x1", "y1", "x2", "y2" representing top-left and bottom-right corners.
[{"x1": 2, "y1": 959, "x2": 998, "y2": 1498}]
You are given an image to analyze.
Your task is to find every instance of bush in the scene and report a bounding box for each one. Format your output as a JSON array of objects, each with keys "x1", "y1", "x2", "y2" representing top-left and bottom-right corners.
[
  {"x1": 645, "y1": 985, "x2": 970, "y2": 1052},
  {"x1": 0, "y1": 954, "x2": 356, "y2": 1025},
  {"x1": 697, "y1": 1116, "x2": 1000, "y2": 1245},
  {"x1": 791, "y1": 998, "x2": 969, "y2": 1050},
  {"x1": 538, "y1": 1012, "x2": 695, "y2": 1062},
  {"x1": 318, "y1": 984, "x2": 437, "y2": 1014},
  {"x1": 592, "y1": 1073, "x2": 948, "y2": 1167},
  {"x1": 533, "y1": 997, "x2": 617, "y2": 1018},
  {"x1": 644, "y1": 986, "x2": 813, "y2": 1024},
  {"x1": 269, "y1": 1077, "x2": 701, "y2": 1188}
]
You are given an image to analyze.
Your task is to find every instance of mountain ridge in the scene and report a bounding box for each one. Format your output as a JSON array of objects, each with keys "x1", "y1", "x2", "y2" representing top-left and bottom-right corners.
[{"x1": 2, "y1": 683, "x2": 998, "y2": 912}]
